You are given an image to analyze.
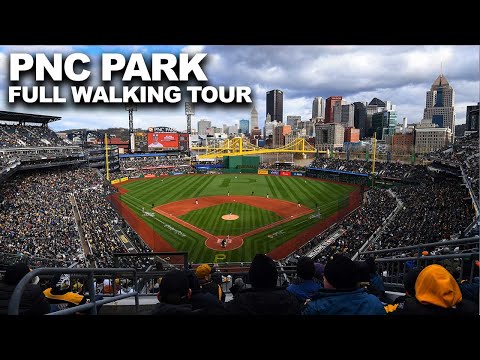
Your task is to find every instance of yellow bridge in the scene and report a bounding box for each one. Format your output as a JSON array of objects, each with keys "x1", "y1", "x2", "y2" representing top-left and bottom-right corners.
[{"x1": 191, "y1": 137, "x2": 326, "y2": 158}]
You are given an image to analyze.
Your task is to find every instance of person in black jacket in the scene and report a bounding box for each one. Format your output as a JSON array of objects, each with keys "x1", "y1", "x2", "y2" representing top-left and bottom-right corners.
[
  {"x1": 151, "y1": 269, "x2": 198, "y2": 315},
  {"x1": 226, "y1": 254, "x2": 301, "y2": 315},
  {"x1": 0, "y1": 263, "x2": 50, "y2": 315},
  {"x1": 185, "y1": 270, "x2": 226, "y2": 315},
  {"x1": 196, "y1": 264, "x2": 225, "y2": 302}
]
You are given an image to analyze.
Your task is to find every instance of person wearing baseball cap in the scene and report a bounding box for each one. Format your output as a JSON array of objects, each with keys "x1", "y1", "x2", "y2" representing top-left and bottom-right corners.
[{"x1": 196, "y1": 264, "x2": 224, "y2": 302}]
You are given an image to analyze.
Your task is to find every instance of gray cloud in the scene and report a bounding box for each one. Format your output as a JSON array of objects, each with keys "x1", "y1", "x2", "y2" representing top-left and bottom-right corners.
[{"x1": 1, "y1": 45, "x2": 478, "y2": 131}]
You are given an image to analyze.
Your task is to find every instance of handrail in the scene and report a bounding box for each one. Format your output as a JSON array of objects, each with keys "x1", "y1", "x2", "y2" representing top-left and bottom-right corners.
[
  {"x1": 113, "y1": 252, "x2": 189, "y2": 270},
  {"x1": 8, "y1": 267, "x2": 138, "y2": 315},
  {"x1": 352, "y1": 190, "x2": 403, "y2": 260},
  {"x1": 358, "y1": 236, "x2": 479, "y2": 256}
]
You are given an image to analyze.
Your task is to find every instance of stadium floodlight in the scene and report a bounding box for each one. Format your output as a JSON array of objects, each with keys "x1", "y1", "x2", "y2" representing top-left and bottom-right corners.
[
  {"x1": 125, "y1": 102, "x2": 137, "y2": 153},
  {"x1": 185, "y1": 102, "x2": 195, "y2": 135},
  {"x1": 185, "y1": 102, "x2": 195, "y2": 115}
]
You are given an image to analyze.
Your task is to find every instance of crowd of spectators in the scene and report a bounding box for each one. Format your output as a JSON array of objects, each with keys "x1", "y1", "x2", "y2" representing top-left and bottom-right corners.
[
  {"x1": 310, "y1": 158, "x2": 419, "y2": 179},
  {"x1": 284, "y1": 188, "x2": 397, "y2": 266},
  {"x1": 368, "y1": 178, "x2": 475, "y2": 251},
  {"x1": 0, "y1": 168, "x2": 87, "y2": 264},
  {"x1": 258, "y1": 162, "x2": 304, "y2": 171},
  {"x1": 0, "y1": 124, "x2": 67, "y2": 148},
  {"x1": 424, "y1": 133, "x2": 479, "y2": 203},
  {"x1": 111, "y1": 156, "x2": 194, "y2": 180},
  {"x1": 0, "y1": 167, "x2": 156, "y2": 269}
]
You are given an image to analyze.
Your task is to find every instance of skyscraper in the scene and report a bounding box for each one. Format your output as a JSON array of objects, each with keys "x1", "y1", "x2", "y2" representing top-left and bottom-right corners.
[
  {"x1": 312, "y1": 97, "x2": 325, "y2": 120},
  {"x1": 465, "y1": 103, "x2": 479, "y2": 132},
  {"x1": 239, "y1": 119, "x2": 249, "y2": 135},
  {"x1": 250, "y1": 106, "x2": 258, "y2": 131},
  {"x1": 423, "y1": 74, "x2": 455, "y2": 137},
  {"x1": 197, "y1": 119, "x2": 211, "y2": 136},
  {"x1": 266, "y1": 89, "x2": 283, "y2": 122},
  {"x1": 325, "y1": 96, "x2": 343, "y2": 123},
  {"x1": 287, "y1": 115, "x2": 302, "y2": 129},
  {"x1": 353, "y1": 102, "x2": 367, "y2": 139}
]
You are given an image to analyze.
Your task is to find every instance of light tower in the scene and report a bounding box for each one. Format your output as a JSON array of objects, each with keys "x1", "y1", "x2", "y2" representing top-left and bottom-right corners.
[
  {"x1": 185, "y1": 101, "x2": 195, "y2": 134},
  {"x1": 125, "y1": 102, "x2": 137, "y2": 153}
]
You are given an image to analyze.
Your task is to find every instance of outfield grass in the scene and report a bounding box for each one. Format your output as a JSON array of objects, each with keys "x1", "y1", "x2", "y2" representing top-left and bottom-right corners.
[
  {"x1": 118, "y1": 174, "x2": 355, "y2": 262},
  {"x1": 179, "y1": 203, "x2": 282, "y2": 235}
]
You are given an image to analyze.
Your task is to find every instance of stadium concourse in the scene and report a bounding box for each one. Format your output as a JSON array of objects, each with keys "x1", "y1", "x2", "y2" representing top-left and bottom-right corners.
[{"x1": 0, "y1": 111, "x2": 478, "y2": 315}]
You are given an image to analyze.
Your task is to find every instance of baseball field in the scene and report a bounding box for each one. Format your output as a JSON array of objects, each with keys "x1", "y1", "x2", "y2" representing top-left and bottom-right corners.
[{"x1": 112, "y1": 174, "x2": 359, "y2": 263}]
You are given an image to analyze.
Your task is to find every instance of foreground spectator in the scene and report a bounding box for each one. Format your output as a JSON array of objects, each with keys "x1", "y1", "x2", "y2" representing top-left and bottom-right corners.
[
  {"x1": 0, "y1": 263, "x2": 50, "y2": 315},
  {"x1": 196, "y1": 264, "x2": 224, "y2": 302},
  {"x1": 151, "y1": 270, "x2": 196, "y2": 315},
  {"x1": 185, "y1": 270, "x2": 226, "y2": 315},
  {"x1": 364, "y1": 257, "x2": 386, "y2": 302},
  {"x1": 393, "y1": 264, "x2": 477, "y2": 315},
  {"x1": 385, "y1": 268, "x2": 422, "y2": 313},
  {"x1": 459, "y1": 259, "x2": 479, "y2": 304},
  {"x1": 287, "y1": 256, "x2": 322, "y2": 302},
  {"x1": 226, "y1": 254, "x2": 301, "y2": 315},
  {"x1": 43, "y1": 274, "x2": 88, "y2": 312},
  {"x1": 229, "y1": 277, "x2": 247, "y2": 298},
  {"x1": 303, "y1": 254, "x2": 386, "y2": 315}
]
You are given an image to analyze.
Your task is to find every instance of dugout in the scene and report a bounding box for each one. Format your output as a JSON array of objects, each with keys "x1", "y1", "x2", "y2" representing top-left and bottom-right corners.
[{"x1": 223, "y1": 155, "x2": 259, "y2": 174}]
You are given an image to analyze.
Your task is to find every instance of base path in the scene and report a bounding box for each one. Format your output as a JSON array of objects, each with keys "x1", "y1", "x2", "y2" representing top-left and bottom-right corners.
[
  {"x1": 154, "y1": 196, "x2": 313, "y2": 251},
  {"x1": 156, "y1": 195, "x2": 309, "y2": 218},
  {"x1": 108, "y1": 193, "x2": 175, "y2": 252},
  {"x1": 267, "y1": 188, "x2": 362, "y2": 260}
]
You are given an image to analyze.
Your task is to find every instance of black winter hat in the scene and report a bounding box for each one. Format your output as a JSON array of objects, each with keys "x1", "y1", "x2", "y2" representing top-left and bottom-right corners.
[
  {"x1": 159, "y1": 270, "x2": 189, "y2": 304},
  {"x1": 324, "y1": 254, "x2": 358, "y2": 290},
  {"x1": 249, "y1": 254, "x2": 278, "y2": 288},
  {"x1": 296, "y1": 256, "x2": 315, "y2": 280},
  {"x1": 4, "y1": 263, "x2": 30, "y2": 285}
]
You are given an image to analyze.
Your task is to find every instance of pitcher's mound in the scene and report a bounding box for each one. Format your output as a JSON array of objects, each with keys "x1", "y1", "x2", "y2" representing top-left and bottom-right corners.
[{"x1": 222, "y1": 214, "x2": 239, "y2": 220}]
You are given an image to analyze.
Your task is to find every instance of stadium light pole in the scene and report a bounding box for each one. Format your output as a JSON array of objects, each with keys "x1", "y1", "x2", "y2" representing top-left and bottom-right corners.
[
  {"x1": 185, "y1": 102, "x2": 195, "y2": 135},
  {"x1": 104, "y1": 133, "x2": 110, "y2": 181},
  {"x1": 125, "y1": 102, "x2": 137, "y2": 153}
]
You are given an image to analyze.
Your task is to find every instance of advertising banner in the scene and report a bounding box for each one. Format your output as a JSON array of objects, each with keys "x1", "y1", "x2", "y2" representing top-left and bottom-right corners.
[
  {"x1": 280, "y1": 171, "x2": 291, "y2": 176},
  {"x1": 147, "y1": 133, "x2": 179, "y2": 150},
  {"x1": 257, "y1": 169, "x2": 269, "y2": 175},
  {"x1": 269, "y1": 170, "x2": 279, "y2": 175},
  {"x1": 144, "y1": 174, "x2": 156, "y2": 178},
  {"x1": 111, "y1": 179, "x2": 120, "y2": 184},
  {"x1": 292, "y1": 171, "x2": 305, "y2": 177},
  {"x1": 120, "y1": 177, "x2": 129, "y2": 182}
]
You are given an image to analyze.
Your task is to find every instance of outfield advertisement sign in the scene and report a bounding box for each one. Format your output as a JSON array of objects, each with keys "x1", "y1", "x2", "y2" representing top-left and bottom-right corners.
[
  {"x1": 292, "y1": 171, "x2": 305, "y2": 177},
  {"x1": 257, "y1": 169, "x2": 269, "y2": 175},
  {"x1": 144, "y1": 174, "x2": 156, "y2": 178},
  {"x1": 120, "y1": 177, "x2": 129, "y2": 182},
  {"x1": 280, "y1": 171, "x2": 291, "y2": 176},
  {"x1": 111, "y1": 179, "x2": 120, "y2": 184},
  {"x1": 269, "y1": 170, "x2": 279, "y2": 175}
]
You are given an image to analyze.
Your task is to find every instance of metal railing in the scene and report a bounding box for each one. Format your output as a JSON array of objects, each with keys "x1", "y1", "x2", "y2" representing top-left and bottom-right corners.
[
  {"x1": 113, "y1": 252, "x2": 189, "y2": 270},
  {"x1": 0, "y1": 252, "x2": 74, "y2": 269},
  {"x1": 357, "y1": 236, "x2": 479, "y2": 289},
  {"x1": 358, "y1": 236, "x2": 479, "y2": 259},
  {"x1": 8, "y1": 267, "x2": 138, "y2": 315},
  {"x1": 352, "y1": 190, "x2": 403, "y2": 260}
]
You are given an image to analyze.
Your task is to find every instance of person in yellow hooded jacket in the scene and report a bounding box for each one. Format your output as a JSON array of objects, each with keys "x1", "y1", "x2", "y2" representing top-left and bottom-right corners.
[{"x1": 391, "y1": 264, "x2": 477, "y2": 315}]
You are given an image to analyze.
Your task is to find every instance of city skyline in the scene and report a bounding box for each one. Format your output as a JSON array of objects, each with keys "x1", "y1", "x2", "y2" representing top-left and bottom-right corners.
[{"x1": 0, "y1": 45, "x2": 478, "y2": 132}]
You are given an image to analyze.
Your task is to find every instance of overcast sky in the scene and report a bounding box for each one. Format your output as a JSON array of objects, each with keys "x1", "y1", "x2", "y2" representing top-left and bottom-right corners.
[{"x1": 0, "y1": 45, "x2": 478, "y2": 132}]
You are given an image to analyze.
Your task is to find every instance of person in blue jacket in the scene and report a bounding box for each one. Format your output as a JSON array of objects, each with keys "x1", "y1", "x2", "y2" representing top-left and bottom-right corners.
[
  {"x1": 302, "y1": 254, "x2": 386, "y2": 315},
  {"x1": 287, "y1": 256, "x2": 322, "y2": 302}
]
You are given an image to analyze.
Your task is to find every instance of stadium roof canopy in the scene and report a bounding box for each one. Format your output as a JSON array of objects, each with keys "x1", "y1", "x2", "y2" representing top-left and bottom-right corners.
[{"x1": 0, "y1": 110, "x2": 61, "y2": 124}]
